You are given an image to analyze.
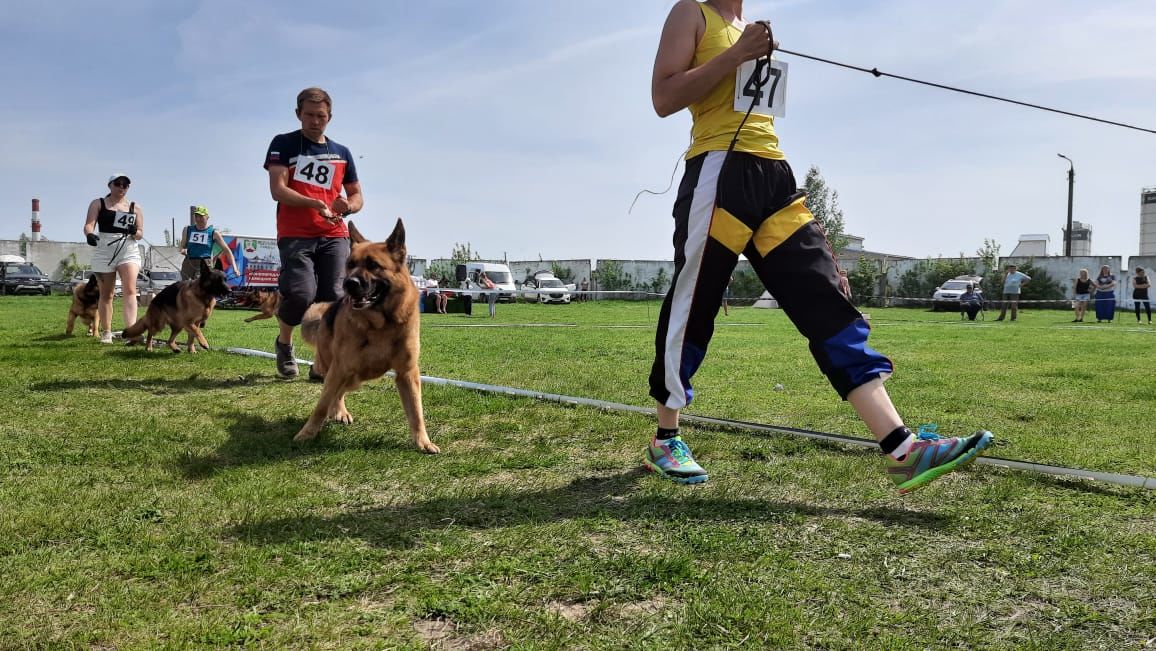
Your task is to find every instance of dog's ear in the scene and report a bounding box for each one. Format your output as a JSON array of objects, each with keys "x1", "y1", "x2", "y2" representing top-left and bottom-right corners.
[
  {"x1": 385, "y1": 219, "x2": 407, "y2": 261},
  {"x1": 86, "y1": 274, "x2": 98, "y2": 289},
  {"x1": 348, "y1": 221, "x2": 367, "y2": 245},
  {"x1": 199, "y1": 258, "x2": 211, "y2": 276}
]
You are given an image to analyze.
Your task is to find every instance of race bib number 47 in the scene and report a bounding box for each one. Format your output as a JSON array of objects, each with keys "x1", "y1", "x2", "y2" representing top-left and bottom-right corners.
[
  {"x1": 292, "y1": 155, "x2": 335, "y2": 189},
  {"x1": 734, "y1": 58, "x2": 788, "y2": 118}
]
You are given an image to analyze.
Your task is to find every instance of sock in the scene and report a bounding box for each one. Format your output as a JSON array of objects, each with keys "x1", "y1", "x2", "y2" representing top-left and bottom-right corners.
[
  {"x1": 655, "y1": 427, "x2": 680, "y2": 442},
  {"x1": 879, "y1": 426, "x2": 915, "y2": 461}
]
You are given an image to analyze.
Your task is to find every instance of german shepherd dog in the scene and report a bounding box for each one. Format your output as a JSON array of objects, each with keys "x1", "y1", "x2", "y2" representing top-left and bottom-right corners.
[
  {"x1": 293, "y1": 220, "x2": 438, "y2": 453},
  {"x1": 65, "y1": 274, "x2": 101, "y2": 336},
  {"x1": 122, "y1": 260, "x2": 230, "y2": 353},
  {"x1": 243, "y1": 290, "x2": 280, "y2": 323}
]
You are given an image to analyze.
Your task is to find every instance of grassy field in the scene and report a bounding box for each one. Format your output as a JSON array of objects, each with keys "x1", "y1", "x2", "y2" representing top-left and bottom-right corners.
[{"x1": 1, "y1": 295, "x2": 1153, "y2": 649}]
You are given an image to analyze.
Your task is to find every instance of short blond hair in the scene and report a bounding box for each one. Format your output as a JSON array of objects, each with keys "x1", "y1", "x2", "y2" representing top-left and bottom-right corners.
[{"x1": 296, "y1": 87, "x2": 332, "y2": 112}]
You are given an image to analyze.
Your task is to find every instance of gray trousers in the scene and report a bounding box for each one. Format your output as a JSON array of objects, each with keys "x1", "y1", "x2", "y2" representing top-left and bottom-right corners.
[{"x1": 276, "y1": 237, "x2": 350, "y2": 326}]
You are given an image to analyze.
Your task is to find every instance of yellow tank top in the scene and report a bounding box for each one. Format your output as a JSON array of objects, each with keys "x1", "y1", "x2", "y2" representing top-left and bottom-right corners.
[{"x1": 686, "y1": 3, "x2": 785, "y2": 161}]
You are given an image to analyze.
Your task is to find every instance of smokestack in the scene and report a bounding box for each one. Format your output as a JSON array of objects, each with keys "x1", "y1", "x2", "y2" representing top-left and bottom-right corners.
[{"x1": 31, "y1": 198, "x2": 41, "y2": 242}]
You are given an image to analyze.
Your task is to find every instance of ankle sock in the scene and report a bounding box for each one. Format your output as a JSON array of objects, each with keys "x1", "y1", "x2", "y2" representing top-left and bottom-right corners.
[
  {"x1": 656, "y1": 427, "x2": 680, "y2": 441},
  {"x1": 880, "y1": 426, "x2": 915, "y2": 460}
]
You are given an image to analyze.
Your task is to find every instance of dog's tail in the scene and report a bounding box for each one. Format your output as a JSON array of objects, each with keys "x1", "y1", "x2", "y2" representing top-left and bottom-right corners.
[
  {"x1": 121, "y1": 316, "x2": 148, "y2": 341},
  {"x1": 299, "y1": 302, "x2": 331, "y2": 348}
]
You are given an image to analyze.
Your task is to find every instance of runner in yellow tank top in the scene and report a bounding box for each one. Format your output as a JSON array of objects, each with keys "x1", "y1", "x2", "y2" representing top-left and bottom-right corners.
[{"x1": 643, "y1": 0, "x2": 995, "y2": 493}]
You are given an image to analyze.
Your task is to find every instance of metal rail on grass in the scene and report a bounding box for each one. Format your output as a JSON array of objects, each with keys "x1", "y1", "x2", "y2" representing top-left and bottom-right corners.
[{"x1": 225, "y1": 348, "x2": 1155, "y2": 491}]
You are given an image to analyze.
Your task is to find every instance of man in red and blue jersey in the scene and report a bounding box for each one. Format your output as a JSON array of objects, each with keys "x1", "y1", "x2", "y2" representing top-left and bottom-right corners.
[{"x1": 264, "y1": 87, "x2": 363, "y2": 380}]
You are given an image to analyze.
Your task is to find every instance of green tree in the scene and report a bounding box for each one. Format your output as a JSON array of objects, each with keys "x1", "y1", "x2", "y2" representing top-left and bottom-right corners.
[
  {"x1": 847, "y1": 258, "x2": 881, "y2": 307},
  {"x1": 1015, "y1": 260, "x2": 1065, "y2": 307},
  {"x1": 730, "y1": 269, "x2": 763, "y2": 305},
  {"x1": 427, "y1": 261, "x2": 453, "y2": 282},
  {"x1": 450, "y1": 243, "x2": 481, "y2": 264},
  {"x1": 163, "y1": 229, "x2": 172, "y2": 246},
  {"x1": 550, "y1": 263, "x2": 574, "y2": 283},
  {"x1": 593, "y1": 260, "x2": 633, "y2": 295},
  {"x1": 54, "y1": 252, "x2": 86, "y2": 282},
  {"x1": 18, "y1": 233, "x2": 29, "y2": 258},
  {"x1": 975, "y1": 238, "x2": 1002, "y2": 297},
  {"x1": 645, "y1": 267, "x2": 670, "y2": 296},
  {"x1": 802, "y1": 166, "x2": 847, "y2": 254}
]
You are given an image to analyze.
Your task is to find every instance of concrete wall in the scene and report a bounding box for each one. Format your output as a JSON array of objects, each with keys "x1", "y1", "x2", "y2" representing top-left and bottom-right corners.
[
  {"x1": 508, "y1": 259, "x2": 593, "y2": 286},
  {"x1": 1000, "y1": 256, "x2": 1122, "y2": 296}
]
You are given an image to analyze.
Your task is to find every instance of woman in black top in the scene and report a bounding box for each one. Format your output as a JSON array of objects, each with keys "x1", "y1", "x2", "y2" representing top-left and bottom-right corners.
[
  {"x1": 1072, "y1": 268, "x2": 1093, "y2": 322},
  {"x1": 1134, "y1": 267, "x2": 1151, "y2": 324}
]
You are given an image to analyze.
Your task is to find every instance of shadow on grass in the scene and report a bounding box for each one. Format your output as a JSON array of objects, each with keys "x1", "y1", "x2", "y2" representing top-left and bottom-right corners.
[
  {"x1": 31, "y1": 373, "x2": 277, "y2": 394},
  {"x1": 227, "y1": 468, "x2": 954, "y2": 549},
  {"x1": 32, "y1": 333, "x2": 76, "y2": 342},
  {"x1": 175, "y1": 412, "x2": 412, "y2": 480}
]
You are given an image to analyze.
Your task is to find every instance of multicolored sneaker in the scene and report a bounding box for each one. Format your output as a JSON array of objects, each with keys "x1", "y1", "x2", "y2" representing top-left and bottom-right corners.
[
  {"x1": 886, "y1": 425, "x2": 993, "y2": 494},
  {"x1": 643, "y1": 436, "x2": 709, "y2": 484}
]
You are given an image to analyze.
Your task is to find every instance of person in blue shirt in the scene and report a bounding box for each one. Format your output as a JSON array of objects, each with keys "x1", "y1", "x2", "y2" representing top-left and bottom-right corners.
[
  {"x1": 995, "y1": 264, "x2": 1031, "y2": 321},
  {"x1": 960, "y1": 283, "x2": 984, "y2": 321},
  {"x1": 179, "y1": 206, "x2": 237, "y2": 280}
]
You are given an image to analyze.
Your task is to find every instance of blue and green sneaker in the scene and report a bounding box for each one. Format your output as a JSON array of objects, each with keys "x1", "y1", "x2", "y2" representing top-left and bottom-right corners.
[
  {"x1": 886, "y1": 426, "x2": 993, "y2": 494},
  {"x1": 644, "y1": 436, "x2": 709, "y2": 484}
]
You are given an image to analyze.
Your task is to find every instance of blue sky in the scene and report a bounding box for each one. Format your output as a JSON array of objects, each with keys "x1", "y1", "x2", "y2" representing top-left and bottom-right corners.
[{"x1": 4, "y1": 0, "x2": 1154, "y2": 261}]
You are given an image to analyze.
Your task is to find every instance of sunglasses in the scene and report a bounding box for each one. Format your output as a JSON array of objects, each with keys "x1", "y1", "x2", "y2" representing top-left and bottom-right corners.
[{"x1": 111, "y1": 181, "x2": 130, "y2": 188}]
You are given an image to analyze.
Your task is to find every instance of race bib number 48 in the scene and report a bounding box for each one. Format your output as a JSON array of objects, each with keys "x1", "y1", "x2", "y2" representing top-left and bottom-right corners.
[
  {"x1": 734, "y1": 58, "x2": 788, "y2": 118},
  {"x1": 292, "y1": 155, "x2": 335, "y2": 189}
]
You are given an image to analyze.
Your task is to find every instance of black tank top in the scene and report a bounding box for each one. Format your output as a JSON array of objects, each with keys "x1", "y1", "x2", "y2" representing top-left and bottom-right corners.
[
  {"x1": 96, "y1": 197, "x2": 137, "y2": 234},
  {"x1": 1075, "y1": 278, "x2": 1092, "y2": 294}
]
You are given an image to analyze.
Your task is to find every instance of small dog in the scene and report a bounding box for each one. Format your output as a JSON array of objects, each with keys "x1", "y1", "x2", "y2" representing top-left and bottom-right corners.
[
  {"x1": 293, "y1": 219, "x2": 438, "y2": 453},
  {"x1": 65, "y1": 274, "x2": 101, "y2": 336},
  {"x1": 122, "y1": 260, "x2": 230, "y2": 353},
  {"x1": 243, "y1": 290, "x2": 280, "y2": 323}
]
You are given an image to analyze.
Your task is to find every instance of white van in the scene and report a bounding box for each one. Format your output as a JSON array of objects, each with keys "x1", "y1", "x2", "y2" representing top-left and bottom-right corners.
[{"x1": 457, "y1": 262, "x2": 516, "y2": 302}]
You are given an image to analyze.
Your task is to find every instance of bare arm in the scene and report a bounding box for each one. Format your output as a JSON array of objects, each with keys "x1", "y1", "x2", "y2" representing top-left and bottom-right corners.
[
  {"x1": 132, "y1": 205, "x2": 144, "y2": 240},
  {"x1": 332, "y1": 181, "x2": 364, "y2": 216},
  {"x1": 178, "y1": 226, "x2": 189, "y2": 253},
  {"x1": 651, "y1": 0, "x2": 774, "y2": 117},
  {"x1": 83, "y1": 200, "x2": 100, "y2": 236},
  {"x1": 212, "y1": 230, "x2": 237, "y2": 269},
  {"x1": 267, "y1": 165, "x2": 331, "y2": 216}
]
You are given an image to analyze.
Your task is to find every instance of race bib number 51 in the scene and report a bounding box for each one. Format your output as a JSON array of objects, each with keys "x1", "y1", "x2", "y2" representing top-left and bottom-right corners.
[
  {"x1": 292, "y1": 155, "x2": 335, "y2": 189},
  {"x1": 734, "y1": 58, "x2": 788, "y2": 118},
  {"x1": 189, "y1": 231, "x2": 209, "y2": 246}
]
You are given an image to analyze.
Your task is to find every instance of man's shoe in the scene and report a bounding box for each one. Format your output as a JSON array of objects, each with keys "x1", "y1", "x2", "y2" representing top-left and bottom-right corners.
[
  {"x1": 274, "y1": 337, "x2": 299, "y2": 379},
  {"x1": 886, "y1": 427, "x2": 993, "y2": 494},
  {"x1": 643, "y1": 436, "x2": 708, "y2": 484}
]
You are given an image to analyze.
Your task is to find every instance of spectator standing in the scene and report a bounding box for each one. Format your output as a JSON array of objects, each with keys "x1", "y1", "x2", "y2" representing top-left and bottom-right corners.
[
  {"x1": 1132, "y1": 267, "x2": 1151, "y2": 324},
  {"x1": 995, "y1": 264, "x2": 1031, "y2": 322},
  {"x1": 1093, "y1": 264, "x2": 1116, "y2": 323},
  {"x1": 1072, "y1": 268, "x2": 1093, "y2": 323}
]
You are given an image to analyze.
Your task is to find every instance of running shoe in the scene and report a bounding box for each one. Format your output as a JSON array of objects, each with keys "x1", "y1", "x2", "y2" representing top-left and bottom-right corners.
[
  {"x1": 99, "y1": 330, "x2": 113, "y2": 344},
  {"x1": 643, "y1": 436, "x2": 709, "y2": 484},
  {"x1": 886, "y1": 425, "x2": 993, "y2": 494}
]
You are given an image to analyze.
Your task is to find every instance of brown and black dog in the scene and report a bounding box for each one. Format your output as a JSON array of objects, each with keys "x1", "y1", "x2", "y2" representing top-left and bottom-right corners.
[
  {"x1": 243, "y1": 290, "x2": 280, "y2": 323},
  {"x1": 65, "y1": 274, "x2": 101, "y2": 336},
  {"x1": 122, "y1": 260, "x2": 230, "y2": 353},
  {"x1": 293, "y1": 219, "x2": 438, "y2": 453}
]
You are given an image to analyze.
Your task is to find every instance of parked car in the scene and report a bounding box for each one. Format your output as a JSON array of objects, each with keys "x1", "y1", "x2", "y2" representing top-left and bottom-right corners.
[
  {"x1": 67, "y1": 270, "x2": 123, "y2": 297},
  {"x1": 1, "y1": 262, "x2": 52, "y2": 295},
  {"x1": 138, "y1": 269, "x2": 180, "y2": 294},
  {"x1": 522, "y1": 273, "x2": 572, "y2": 304},
  {"x1": 931, "y1": 275, "x2": 984, "y2": 311}
]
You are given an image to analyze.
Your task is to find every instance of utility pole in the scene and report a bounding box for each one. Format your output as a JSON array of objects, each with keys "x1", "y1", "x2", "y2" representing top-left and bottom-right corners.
[{"x1": 1057, "y1": 154, "x2": 1075, "y2": 257}]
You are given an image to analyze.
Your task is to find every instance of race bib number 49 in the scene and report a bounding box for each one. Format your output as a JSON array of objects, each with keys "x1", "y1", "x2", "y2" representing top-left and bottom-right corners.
[
  {"x1": 292, "y1": 155, "x2": 335, "y2": 189},
  {"x1": 734, "y1": 58, "x2": 788, "y2": 118},
  {"x1": 114, "y1": 211, "x2": 137, "y2": 229}
]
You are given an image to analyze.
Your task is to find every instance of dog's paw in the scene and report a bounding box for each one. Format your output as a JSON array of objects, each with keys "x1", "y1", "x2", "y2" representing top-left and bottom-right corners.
[
  {"x1": 330, "y1": 408, "x2": 353, "y2": 425},
  {"x1": 417, "y1": 439, "x2": 441, "y2": 454}
]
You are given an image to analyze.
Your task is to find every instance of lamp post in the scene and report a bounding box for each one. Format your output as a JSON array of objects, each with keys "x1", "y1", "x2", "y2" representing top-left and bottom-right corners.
[{"x1": 1057, "y1": 154, "x2": 1075, "y2": 257}]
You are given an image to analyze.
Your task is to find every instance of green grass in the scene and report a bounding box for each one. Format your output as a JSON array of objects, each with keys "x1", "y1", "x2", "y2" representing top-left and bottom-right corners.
[{"x1": 1, "y1": 296, "x2": 1153, "y2": 649}]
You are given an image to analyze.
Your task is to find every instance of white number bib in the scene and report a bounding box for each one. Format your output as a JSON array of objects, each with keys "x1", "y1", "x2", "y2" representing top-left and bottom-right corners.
[
  {"x1": 734, "y1": 58, "x2": 788, "y2": 118},
  {"x1": 292, "y1": 155, "x2": 335, "y2": 189},
  {"x1": 189, "y1": 231, "x2": 210, "y2": 246},
  {"x1": 114, "y1": 211, "x2": 137, "y2": 229}
]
